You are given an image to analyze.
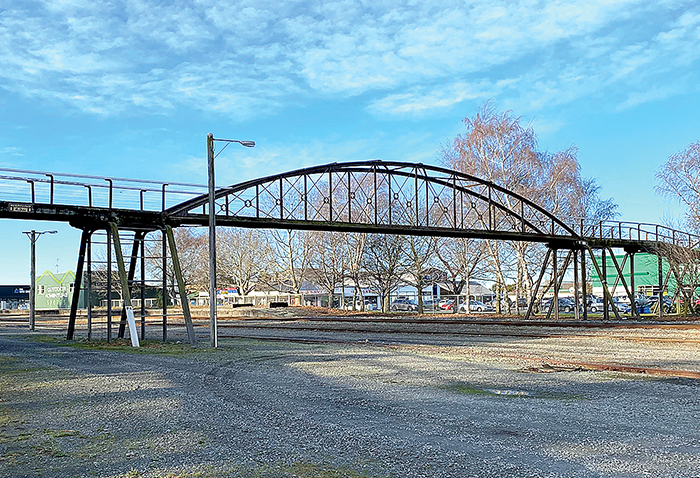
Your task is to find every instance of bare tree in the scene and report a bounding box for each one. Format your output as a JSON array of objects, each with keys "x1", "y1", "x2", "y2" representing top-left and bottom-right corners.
[
  {"x1": 404, "y1": 235, "x2": 437, "y2": 313},
  {"x1": 217, "y1": 228, "x2": 273, "y2": 296},
  {"x1": 307, "y1": 230, "x2": 346, "y2": 308},
  {"x1": 441, "y1": 101, "x2": 617, "y2": 307},
  {"x1": 362, "y1": 234, "x2": 407, "y2": 312},
  {"x1": 434, "y1": 237, "x2": 488, "y2": 311},
  {"x1": 145, "y1": 227, "x2": 208, "y2": 304},
  {"x1": 342, "y1": 233, "x2": 367, "y2": 310},
  {"x1": 655, "y1": 141, "x2": 700, "y2": 233},
  {"x1": 269, "y1": 229, "x2": 313, "y2": 294}
]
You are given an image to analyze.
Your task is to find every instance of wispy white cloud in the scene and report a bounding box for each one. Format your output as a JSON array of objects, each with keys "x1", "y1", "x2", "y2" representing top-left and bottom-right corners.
[
  {"x1": 0, "y1": 0, "x2": 698, "y2": 118},
  {"x1": 0, "y1": 146, "x2": 24, "y2": 157}
]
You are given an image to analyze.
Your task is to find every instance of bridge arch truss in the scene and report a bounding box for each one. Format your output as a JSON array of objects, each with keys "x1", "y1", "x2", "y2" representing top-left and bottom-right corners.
[{"x1": 167, "y1": 161, "x2": 580, "y2": 244}]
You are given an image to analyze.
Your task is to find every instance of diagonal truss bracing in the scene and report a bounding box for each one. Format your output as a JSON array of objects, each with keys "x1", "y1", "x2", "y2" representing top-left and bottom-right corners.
[{"x1": 167, "y1": 161, "x2": 579, "y2": 244}]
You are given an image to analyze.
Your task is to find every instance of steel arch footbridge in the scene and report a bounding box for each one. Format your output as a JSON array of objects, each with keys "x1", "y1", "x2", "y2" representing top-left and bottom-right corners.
[{"x1": 1, "y1": 161, "x2": 698, "y2": 344}]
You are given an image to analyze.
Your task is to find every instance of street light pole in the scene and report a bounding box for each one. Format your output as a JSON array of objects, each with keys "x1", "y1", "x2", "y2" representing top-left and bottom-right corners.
[
  {"x1": 23, "y1": 230, "x2": 58, "y2": 331},
  {"x1": 207, "y1": 133, "x2": 255, "y2": 348}
]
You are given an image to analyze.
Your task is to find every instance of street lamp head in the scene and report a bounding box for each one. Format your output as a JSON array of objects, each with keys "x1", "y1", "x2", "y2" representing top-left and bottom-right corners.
[
  {"x1": 239, "y1": 140, "x2": 255, "y2": 148},
  {"x1": 23, "y1": 230, "x2": 59, "y2": 236}
]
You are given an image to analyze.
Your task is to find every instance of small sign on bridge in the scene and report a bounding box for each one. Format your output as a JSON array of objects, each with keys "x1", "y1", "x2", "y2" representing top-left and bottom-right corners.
[{"x1": 8, "y1": 203, "x2": 33, "y2": 213}]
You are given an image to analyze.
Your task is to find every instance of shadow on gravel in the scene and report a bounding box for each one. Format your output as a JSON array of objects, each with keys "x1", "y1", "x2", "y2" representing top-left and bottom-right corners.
[{"x1": 3, "y1": 333, "x2": 700, "y2": 478}]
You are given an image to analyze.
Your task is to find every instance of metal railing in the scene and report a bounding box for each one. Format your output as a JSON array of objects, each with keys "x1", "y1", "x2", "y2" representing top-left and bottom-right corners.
[
  {"x1": 3, "y1": 167, "x2": 700, "y2": 250},
  {"x1": 0, "y1": 167, "x2": 206, "y2": 212},
  {"x1": 576, "y1": 218, "x2": 700, "y2": 249}
]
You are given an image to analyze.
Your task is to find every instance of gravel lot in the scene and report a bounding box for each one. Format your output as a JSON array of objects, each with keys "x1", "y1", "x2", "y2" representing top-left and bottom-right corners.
[{"x1": 1, "y1": 326, "x2": 699, "y2": 478}]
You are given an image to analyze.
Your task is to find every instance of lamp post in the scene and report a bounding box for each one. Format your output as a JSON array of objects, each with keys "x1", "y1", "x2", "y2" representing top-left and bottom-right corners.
[
  {"x1": 22, "y1": 230, "x2": 58, "y2": 331},
  {"x1": 207, "y1": 133, "x2": 255, "y2": 347}
]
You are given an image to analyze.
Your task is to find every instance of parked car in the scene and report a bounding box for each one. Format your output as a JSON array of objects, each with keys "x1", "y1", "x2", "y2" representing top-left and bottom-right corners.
[
  {"x1": 363, "y1": 299, "x2": 378, "y2": 311},
  {"x1": 647, "y1": 296, "x2": 674, "y2": 313},
  {"x1": 422, "y1": 299, "x2": 439, "y2": 311},
  {"x1": 587, "y1": 299, "x2": 605, "y2": 313},
  {"x1": 390, "y1": 298, "x2": 418, "y2": 311},
  {"x1": 439, "y1": 299, "x2": 455, "y2": 310},
  {"x1": 536, "y1": 297, "x2": 582, "y2": 314},
  {"x1": 458, "y1": 300, "x2": 495, "y2": 313},
  {"x1": 588, "y1": 299, "x2": 631, "y2": 314}
]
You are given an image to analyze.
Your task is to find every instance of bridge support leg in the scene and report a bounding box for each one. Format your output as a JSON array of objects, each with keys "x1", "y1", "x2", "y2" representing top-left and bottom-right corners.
[
  {"x1": 67, "y1": 228, "x2": 91, "y2": 340},
  {"x1": 573, "y1": 250, "x2": 580, "y2": 321},
  {"x1": 546, "y1": 250, "x2": 573, "y2": 321},
  {"x1": 165, "y1": 225, "x2": 196, "y2": 345},
  {"x1": 602, "y1": 249, "x2": 609, "y2": 321},
  {"x1": 586, "y1": 246, "x2": 621, "y2": 321},
  {"x1": 140, "y1": 233, "x2": 146, "y2": 340},
  {"x1": 118, "y1": 231, "x2": 144, "y2": 339},
  {"x1": 87, "y1": 233, "x2": 92, "y2": 340},
  {"x1": 630, "y1": 252, "x2": 635, "y2": 314},
  {"x1": 109, "y1": 223, "x2": 139, "y2": 347},
  {"x1": 107, "y1": 229, "x2": 112, "y2": 342},
  {"x1": 525, "y1": 248, "x2": 551, "y2": 319},
  {"x1": 658, "y1": 254, "x2": 664, "y2": 319},
  {"x1": 553, "y1": 250, "x2": 559, "y2": 321},
  {"x1": 606, "y1": 247, "x2": 638, "y2": 319},
  {"x1": 162, "y1": 231, "x2": 168, "y2": 341},
  {"x1": 581, "y1": 248, "x2": 588, "y2": 320}
]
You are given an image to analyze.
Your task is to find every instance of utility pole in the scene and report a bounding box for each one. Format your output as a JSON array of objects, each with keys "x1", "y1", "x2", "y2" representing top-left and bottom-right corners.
[{"x1": 23, "y1": 230, "x2": 58, "y2": 330}]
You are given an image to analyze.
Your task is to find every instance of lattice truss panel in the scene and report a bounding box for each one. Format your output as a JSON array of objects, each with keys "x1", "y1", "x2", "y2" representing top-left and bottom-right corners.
[{"x1": 186, "y1": 162, "x2": 574, "y2": 238}]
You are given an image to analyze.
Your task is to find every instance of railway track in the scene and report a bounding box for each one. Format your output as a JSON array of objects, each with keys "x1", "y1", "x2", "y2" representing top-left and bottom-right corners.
[
  {"x1": 213, "y1": 320, "x2": 700, "y2": 344},
  {"x1": 4, "y1": 314, "x2": 699, "y2": 380}
]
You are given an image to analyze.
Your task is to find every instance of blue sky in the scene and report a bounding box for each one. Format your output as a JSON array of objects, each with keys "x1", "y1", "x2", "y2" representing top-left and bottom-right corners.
[{"x1": 1, "y1": 0, "x2": 700, "y2": 284}]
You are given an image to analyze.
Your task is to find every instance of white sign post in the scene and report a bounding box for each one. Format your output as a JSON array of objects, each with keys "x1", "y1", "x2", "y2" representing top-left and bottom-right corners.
[{"x1": 125, "y1": 306, "x2": 140, "y2": 347}]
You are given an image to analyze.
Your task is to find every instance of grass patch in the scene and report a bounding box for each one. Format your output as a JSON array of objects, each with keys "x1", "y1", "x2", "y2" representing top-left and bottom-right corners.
[
  {"x1": 124, "y1": 462, "x2": 385, "y2": 478},
  {"x1": 76, "y1": 432, "x2": 115, "y2": 459},
  {"x1": 45, "y1": 429, "x2": 78, "y2": 438},
  {"x1": 0, "y1": 355, "x2": 46, "y2": 376},
  {"x1": 439, "y1": 383, "x2": 494, "y2": 396},
  {"x1": 281, "y1": 462, "x2": 378, "y2": 477},
  {"x1": 32, "y1": 438, "x2": 67, "y2": 458},
  {"x1": 26, "y1": 336, "x2": 205, "y2": 357},
  {"x1": 440, "y1": 382, "x2": 585, "y2": 401},
  {"x1": 0, "y1": 404, "x2": 22, "y2": 427}
]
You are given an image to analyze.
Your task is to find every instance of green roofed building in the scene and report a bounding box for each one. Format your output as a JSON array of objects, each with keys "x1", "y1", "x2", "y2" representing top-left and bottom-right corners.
[
  {"x1": 589, "y1": 252, "x2": 672, "y2": 296},
  {"x1": 35, "y1": 271, "x2": 86, "y2": 310}
]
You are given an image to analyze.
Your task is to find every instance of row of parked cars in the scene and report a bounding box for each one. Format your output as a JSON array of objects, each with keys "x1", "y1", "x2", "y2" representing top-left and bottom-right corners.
[
  {"x1": 390, "y1": 293, "x2": 676, "y2": 315},
  {"x1": 389, "y1": 298, "x2": 494, "y2": 313}
]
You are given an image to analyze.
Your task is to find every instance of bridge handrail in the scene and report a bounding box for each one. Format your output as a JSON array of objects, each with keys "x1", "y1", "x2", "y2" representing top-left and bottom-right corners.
[
  {"x1": 0, "y1": 167, "x2": 206, "y2": 211},
  {"x1": 575, "y1": 218, "x2": 700, "y2": 249},
  {"x1": 2, "y1": 166, "x2": 699, "y2": 250},
  {"x1": 0, "y1": 167, "x2": 204, "y2": 188}
]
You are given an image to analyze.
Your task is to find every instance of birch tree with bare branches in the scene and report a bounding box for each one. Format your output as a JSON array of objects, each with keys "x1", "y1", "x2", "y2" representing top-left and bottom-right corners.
[
  {"x1": 655, "y1": 141, "x2": 700, "y2": 233},
  {"x1": 441, "y1": 101, "x2": 617, "y2": 306},
  {"x1": 217, "y1": 228, "x2": 274, "y2": 296},
  {"x1": 362, "y1": 234, "x2": 407, "y2": 312}
]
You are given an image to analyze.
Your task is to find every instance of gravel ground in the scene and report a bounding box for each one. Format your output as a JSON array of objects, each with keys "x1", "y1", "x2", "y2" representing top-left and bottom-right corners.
[{"x1": 1, "y1": 326, "x2": 699, "y2": 478}]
